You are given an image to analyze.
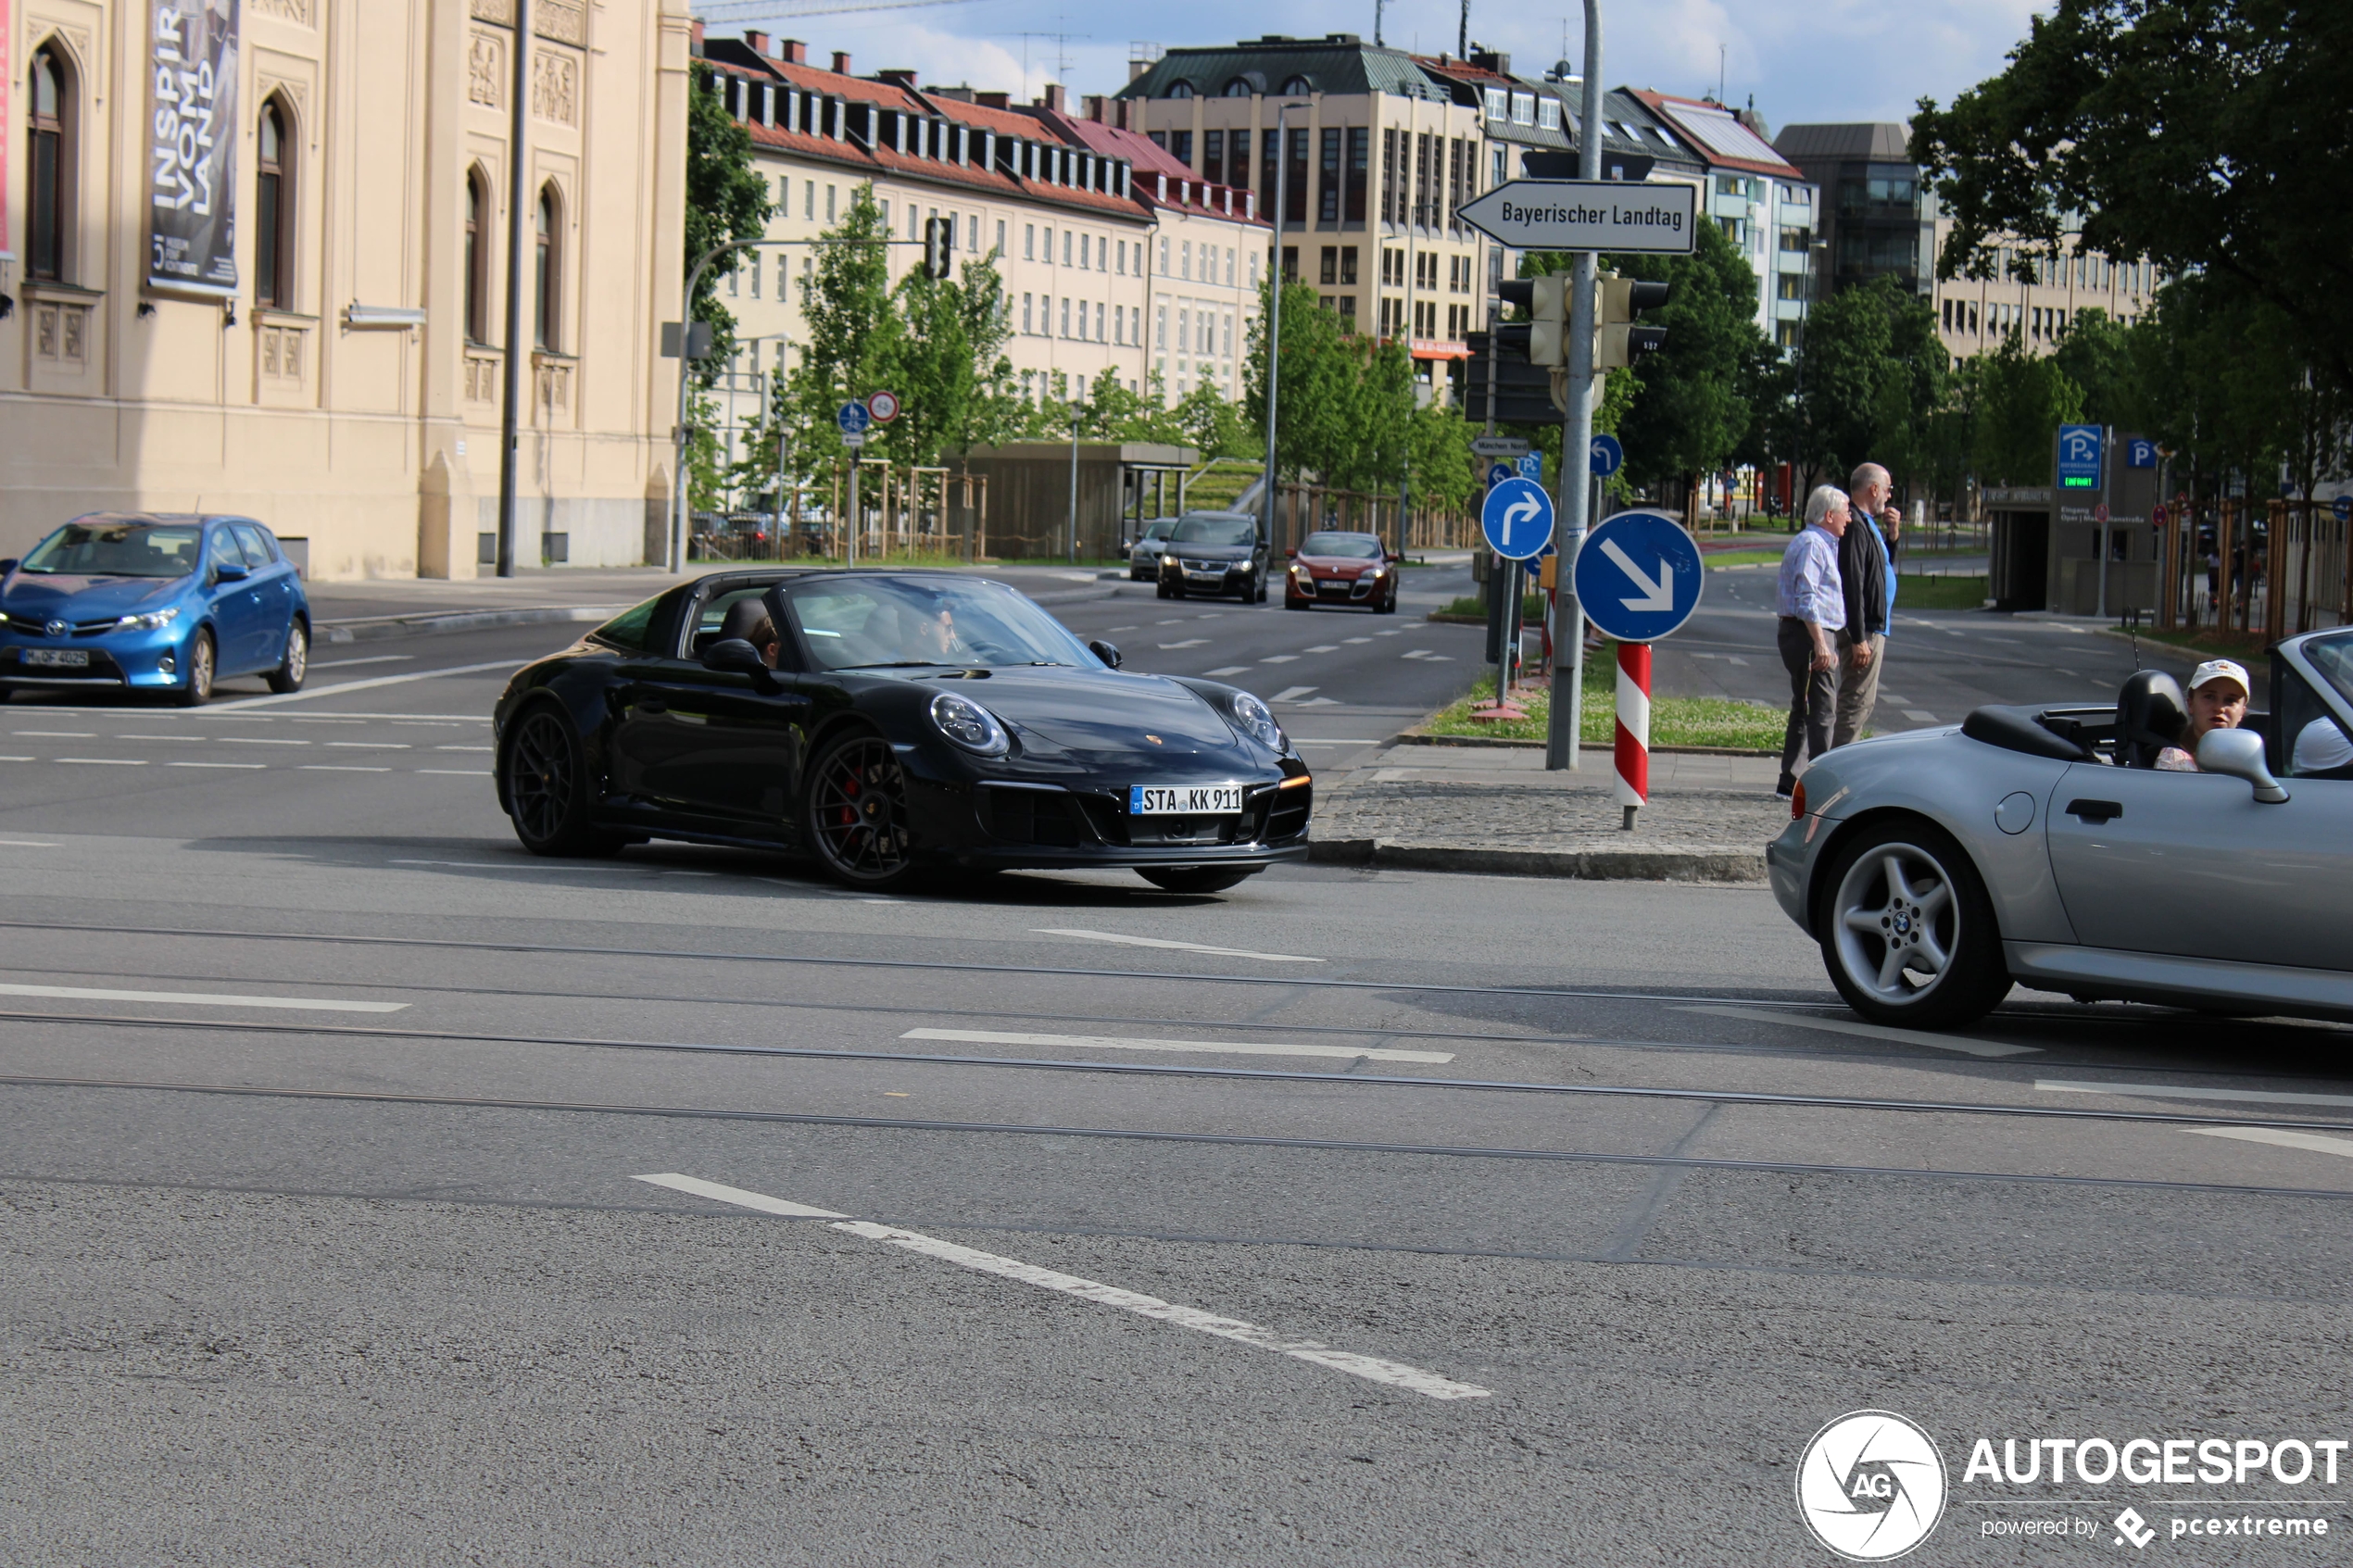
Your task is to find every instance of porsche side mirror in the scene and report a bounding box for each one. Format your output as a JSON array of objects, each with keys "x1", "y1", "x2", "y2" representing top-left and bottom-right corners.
[
  {"x1": 702, "y1": 636, "x2": 780, "y2": 689},
  {"x1": 214, "y1": 561, "x2": 250, "y2": 583},
  {"x1": 2197, "y1": 727, "x2": 2289, "y2": 803},
  {"x1": 1088, "y1": 639, "x2": 1122, "y2": 670}
]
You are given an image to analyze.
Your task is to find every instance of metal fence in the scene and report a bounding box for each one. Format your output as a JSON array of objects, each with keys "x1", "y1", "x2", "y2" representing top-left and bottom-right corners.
[{"x1": 2158, "y1": 498, "x2": 2351, "y2": 638}]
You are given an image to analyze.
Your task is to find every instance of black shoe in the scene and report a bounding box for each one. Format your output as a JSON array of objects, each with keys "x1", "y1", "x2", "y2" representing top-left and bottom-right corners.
[{"x1": 1773, "y1": 773, "x2": 1797, "y2": 799}]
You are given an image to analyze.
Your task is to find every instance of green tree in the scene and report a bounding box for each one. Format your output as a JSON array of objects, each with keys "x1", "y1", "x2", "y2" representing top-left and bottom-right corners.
[
  {"x1": 1912, "y1": 0, "x2": 2353, "y2": 395},
  {"x1": 1971, "y1": 328, "x2": 2086, "y2": 485},
  {"x1": 1173, "y1": 383, "x2": 1250, "y2": 458},
  {"x1": 2051, "y1": 307, "x2": 2139, "y2": 429},
  {"x1": 1776, "y1": 275, "x2": 1945, "y2": 495},
  {"x1": 1243, "y1": 280, "x2": 1370, "y2": 484},
  {"x1": 684, "y1": 73, "x2": 775, "y2": 386},
  {"x1": 1605, "y1": 220, "x2": 1769, "y2": 496}
]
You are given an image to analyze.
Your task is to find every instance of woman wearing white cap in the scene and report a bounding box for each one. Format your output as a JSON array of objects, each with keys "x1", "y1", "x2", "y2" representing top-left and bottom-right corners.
[{"x1": 2155, "y1": 659, "x2": 2252, "y2": 771}]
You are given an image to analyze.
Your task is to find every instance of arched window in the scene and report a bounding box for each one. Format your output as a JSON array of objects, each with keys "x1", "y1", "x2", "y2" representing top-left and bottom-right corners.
[
  {"x1": 1222, "y1": 79, "x2": 1252, "y2": 98},
  {"x1": 1164, "y1": 81, "x2": 1193, "y2": 99},
  {"x1": 1281, "y1": 75, "x2": 1314, "y2": 94},
  {"x1": 29, "y1": 44, "x2": 70, "y2": 281},
  {"x1": 463, "y1": 168, "x2": 489, "y2": 343},
  {"x1": 533, "y1": 182, "x2": 560, "y2": 352},
  {"x1": 255, "y1": 98, "x2": 292, "y2": 308}
]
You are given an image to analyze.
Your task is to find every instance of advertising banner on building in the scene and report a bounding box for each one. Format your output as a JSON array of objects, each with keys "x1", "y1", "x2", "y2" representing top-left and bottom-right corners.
[
  {"x1": 0, "y1": 0, "x2": 15, "y2": 260},
  {"x1": 146, "y1": 0, "x2": 241, "y2": 295}
]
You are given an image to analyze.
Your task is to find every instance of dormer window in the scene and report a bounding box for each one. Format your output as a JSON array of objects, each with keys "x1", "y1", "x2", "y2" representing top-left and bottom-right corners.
[{"x1": 1166, "y1": 81, "x2": 1194, "y2": 98}]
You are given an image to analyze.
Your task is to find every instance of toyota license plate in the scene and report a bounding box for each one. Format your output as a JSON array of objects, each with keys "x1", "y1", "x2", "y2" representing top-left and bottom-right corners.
[
  {"x1": 23, "y1": 649, "x2": 89, "y2": 668},
  {"x1": 1130, "y1": 784, "x2": 1243, "y2": 815}
]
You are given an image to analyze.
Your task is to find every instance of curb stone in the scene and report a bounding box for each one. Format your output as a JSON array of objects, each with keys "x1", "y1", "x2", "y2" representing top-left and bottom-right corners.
[
  {"x1": 316, "y1": 606, "x2": 623, "y2": 644},
  {"x1": 1393, "y1": 731, "x2": 1774, "y2": 757},
  {"x1": 1307, "y1": 836, "x2": 1766, "y2": 883}
]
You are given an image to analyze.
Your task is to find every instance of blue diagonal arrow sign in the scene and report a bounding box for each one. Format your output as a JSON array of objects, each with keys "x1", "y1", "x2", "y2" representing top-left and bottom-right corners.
[{"x1": 1571, "y1": 509, "x2": 1705, "y2": 642}]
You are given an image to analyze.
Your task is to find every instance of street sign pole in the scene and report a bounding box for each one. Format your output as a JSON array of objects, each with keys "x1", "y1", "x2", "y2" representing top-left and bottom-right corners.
[
  {"x1": 1547, "y1": 0, "x2": 1604, "y2": 773},
  {"x1": 1616, "y1": 641, "x2": 1650, "y2": 828},
  {"x1": 1571, "y1": 508, "x2": 1705, "y2": 829}
]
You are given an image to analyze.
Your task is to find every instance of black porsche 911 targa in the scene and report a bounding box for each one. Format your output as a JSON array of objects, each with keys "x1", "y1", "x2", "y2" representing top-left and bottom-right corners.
[{"x1": 491, "y1": 570, "x2": 1313, "y2": 892}]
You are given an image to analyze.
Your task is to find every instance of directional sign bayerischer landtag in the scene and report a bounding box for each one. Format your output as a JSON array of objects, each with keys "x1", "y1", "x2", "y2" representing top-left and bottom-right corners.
[
  {"x1": 1481, "y1": 476, "x2": 1554, "y2": 562},
  {"x1": 1456, "y1": 180, "x2": 1697, "y2": 256},
  {"x1": 1570, "y1": 508, "x2": 1705, "y2": 643}
]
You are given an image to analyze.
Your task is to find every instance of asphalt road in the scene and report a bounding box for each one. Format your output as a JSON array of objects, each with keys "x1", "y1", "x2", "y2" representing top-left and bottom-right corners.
[{"x1": 1, "y1": 585, "x2": 2344, "y2": 1566}]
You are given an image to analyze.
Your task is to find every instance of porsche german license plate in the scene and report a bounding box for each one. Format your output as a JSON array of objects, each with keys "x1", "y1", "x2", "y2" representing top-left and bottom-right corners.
[
  {"x1": 23, "y1": 649, "x2": 89, "y2": 668},
  {"x1": 1129, "y1": 784, "x2": 1243, "y2": 815}
]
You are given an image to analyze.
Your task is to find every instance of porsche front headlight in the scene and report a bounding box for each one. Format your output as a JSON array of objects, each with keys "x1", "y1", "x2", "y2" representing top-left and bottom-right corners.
[
  {"x1": 1228, "y1": 690, "x2": 1286, "y2": 752},
  {"x1": 929, "y1": 690, "x2": 1010, "y2": 757}
]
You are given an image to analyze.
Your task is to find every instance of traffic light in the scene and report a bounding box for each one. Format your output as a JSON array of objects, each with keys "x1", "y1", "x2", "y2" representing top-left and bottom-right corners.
[
  {"x1": 1596, "y1": 272, "x2": 1670, "y2": 369},
  {"x1": 922, "y1": 216, "x2": 954, "y2": 281},
  {"x1": 1493, "y1": 275, "x2": 1571, "y2": 367}
]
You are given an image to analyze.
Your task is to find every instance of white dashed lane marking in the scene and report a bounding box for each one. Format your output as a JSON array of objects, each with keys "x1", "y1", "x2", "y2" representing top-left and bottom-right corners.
[
  {"x1": 901, "y1": 1027, "x2": 1452, "y2": 1064},
  {"x1": 1031, "y1": 928, "x2": 1324, "y2": 963},
  {"x1": 632, "y1": 1173, "x2": 1492, "y2": 1401}
]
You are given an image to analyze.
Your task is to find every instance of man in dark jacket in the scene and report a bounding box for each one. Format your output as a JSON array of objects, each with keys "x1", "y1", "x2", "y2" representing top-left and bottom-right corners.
[{"x1": 1832, "y1": 462, "x2": 1896, "y2": 747}]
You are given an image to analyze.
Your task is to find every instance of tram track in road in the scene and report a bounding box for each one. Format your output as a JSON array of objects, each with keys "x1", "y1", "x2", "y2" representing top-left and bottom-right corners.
[
  {"x1": 5, "y1": 1010, "x2": 2353, "y2": 1136},
  {"x1": 6, "y1": 1072, "x2": 2353, "y2": 1201}
]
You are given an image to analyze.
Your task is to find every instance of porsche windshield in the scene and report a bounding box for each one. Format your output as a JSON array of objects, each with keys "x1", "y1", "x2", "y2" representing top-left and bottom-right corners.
[
  {"x1": 783, "y1": 578, "x2": 1100, "y2": 671},
  {"x1": 19, "y1": 522, "x2": 204, "y2": 579},
  {"x1": 1168, "y1": 517, "x2": 1257, "y2": 547},
  {"x1": 1299, "y1": 533, "x2": 1383, "y2": 558}
]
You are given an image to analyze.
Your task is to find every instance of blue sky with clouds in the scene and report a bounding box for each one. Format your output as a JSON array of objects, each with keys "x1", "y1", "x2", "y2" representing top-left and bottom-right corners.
[{"x1": 702, "y1": 0, "x2": 2047, "y2": 132}]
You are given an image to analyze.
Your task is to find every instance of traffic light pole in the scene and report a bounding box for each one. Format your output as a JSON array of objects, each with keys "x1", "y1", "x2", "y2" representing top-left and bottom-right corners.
[{"x1": 1545, "y1": 0, "x2": 1604, "y2": 772}]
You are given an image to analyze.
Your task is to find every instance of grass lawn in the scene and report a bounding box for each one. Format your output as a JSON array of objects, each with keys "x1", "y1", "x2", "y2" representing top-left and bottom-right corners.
[
  {"x1": 1437, "y1": 594, "x2": 1545, "y2": 621},
  {"x1": 1703, "y1": 549, "x2": 1784, "y2": 569},
  {"x1": 1894, "y1": 574, "x2": 1989, "y2": 610},
  {"x1": 1421, "y1": 658, "x2": 1783, "y2": 750},
  {"x1": 2102, "y1": 621, "x2": 2271, "y2": 659}
]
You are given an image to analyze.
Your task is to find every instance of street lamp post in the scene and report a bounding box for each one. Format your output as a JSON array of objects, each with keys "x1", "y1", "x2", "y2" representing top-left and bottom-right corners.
[{"x1": 1259, "y1": 101, "x2": 1307, "y2": 552}]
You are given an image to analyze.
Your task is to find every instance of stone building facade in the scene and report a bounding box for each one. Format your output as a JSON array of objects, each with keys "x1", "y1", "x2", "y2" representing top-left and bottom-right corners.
[{"x1": 2, "y1": 0, "x2": 692, "y2": 577}]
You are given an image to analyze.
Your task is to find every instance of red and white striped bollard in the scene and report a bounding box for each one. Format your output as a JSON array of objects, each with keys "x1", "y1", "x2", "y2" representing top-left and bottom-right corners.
[{"x1": 1615, "y1": 641, "x2": 1650, "y2": 829}]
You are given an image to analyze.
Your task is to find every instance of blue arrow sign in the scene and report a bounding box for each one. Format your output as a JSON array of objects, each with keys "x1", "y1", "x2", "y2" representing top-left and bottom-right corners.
[
  {"x1": 1481, "y1": 477, "x2": 1554, "y2": 562},
  {"x1": 1571, "y1": 508, "x2": 1705, "y2": 642},
  {"x1": 2336, "y1": 495, "x2": 2352, "y2": 524},
  {"x1": 1590, "y1": 433, "x2": 1624, "y2": 477},
  {"x1": 2056, "y1": 423, "x2": 2102, "y2": 491},
  {"x1": 1486, "y1": 462, "x2": 1516, "y2": 490},
  {"x1": 837, "y1": 401, "x2": 873, "y2": 435}
]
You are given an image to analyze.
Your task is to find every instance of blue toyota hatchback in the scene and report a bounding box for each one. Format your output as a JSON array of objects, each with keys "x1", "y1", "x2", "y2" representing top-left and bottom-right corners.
[{"x1": 0, "y1": 513, "x2": 310, "y2": 706}]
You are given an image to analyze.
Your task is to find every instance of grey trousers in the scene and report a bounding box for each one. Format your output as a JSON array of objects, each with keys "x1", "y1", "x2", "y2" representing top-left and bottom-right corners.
[
  {"x1": 1832, "y1": 632, "x2": 1888, "y2": 748},
  {"x1": 1778, "y1": 617, "x2": 1837, "y2": 779}
]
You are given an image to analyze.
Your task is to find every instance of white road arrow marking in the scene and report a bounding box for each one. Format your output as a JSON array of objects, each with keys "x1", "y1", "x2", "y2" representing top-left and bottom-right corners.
[{"x1": 1599, "y1": 539, "x2": 1674, "y2": 612}]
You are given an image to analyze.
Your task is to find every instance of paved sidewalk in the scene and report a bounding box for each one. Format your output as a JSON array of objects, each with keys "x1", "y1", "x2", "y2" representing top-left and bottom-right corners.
[{"x1": 1311, "y1": 739, "x2": 1786, "y2": 882}]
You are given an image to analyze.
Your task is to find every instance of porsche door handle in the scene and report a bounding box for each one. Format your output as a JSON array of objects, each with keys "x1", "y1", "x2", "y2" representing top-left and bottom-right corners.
[
  {"x1": 636, "y1": 698, "x2": 669, "y2": 715},
  {"x1": 2066, "y1": 798, "x2": 2122, "y2": 823}
]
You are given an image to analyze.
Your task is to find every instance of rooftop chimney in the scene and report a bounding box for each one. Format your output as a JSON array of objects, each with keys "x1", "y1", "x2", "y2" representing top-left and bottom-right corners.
[
  {"x1": 976, "y1": 91, "x2": 1011, "y2": 110},
  {"x1": 1129, "y1": 58, "x2": 1151, "y2": 82},
  {"x1": 1083, "y1": 94, "x2": 1108, "y2": 122},
  {"x1": 832, "y1": 50, "x2": 852, "y2": 75},
  {"x1": 878, "y1": 68, "x2": 918, "y2": 87},
  {"x1": 779, "y1": 39, "x2": 808, "y2": 64},
  {"x1": 745, "y1": 30, "x2": 769, "y2": 56},
  {"x1": 689, "y1": 19, "x2": 705, "y2": 52},
  {"x1": 1040, "y1": 83, "x2": 1065, "y2": 113}
]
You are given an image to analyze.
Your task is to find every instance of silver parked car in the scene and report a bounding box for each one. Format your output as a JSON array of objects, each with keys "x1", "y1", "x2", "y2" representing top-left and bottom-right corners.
[
  {"x1": 1767, "y1": 627, "x2": 2353, "y2": 1028},
  {"x1": 1127, "y1": 517, "x2": 1177, "y2": 581}
]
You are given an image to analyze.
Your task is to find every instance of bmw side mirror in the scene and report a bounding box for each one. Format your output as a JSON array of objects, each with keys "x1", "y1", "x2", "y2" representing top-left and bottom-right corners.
[
  {"x1": 2196, "y1": 727, "x2": 2289, "y2": 803},
  {"x1": 1088, "y1": 639, "x2": 1122, "y2": 670}
]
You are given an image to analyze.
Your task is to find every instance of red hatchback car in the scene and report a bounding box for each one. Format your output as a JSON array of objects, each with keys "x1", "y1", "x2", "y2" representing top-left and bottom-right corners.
[{"x1": 1283, "y1": 530, "x2": 1402, "y2": 613}]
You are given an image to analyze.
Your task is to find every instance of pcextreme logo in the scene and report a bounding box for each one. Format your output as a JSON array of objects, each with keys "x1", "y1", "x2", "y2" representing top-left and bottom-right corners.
[{"x1": 1796, "y1": 1410, "x2": 1950, "y2": 1561}]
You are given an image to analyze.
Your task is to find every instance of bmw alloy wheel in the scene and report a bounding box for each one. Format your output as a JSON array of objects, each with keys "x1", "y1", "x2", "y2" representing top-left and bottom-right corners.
[{"x1": 1820, "y1": 822, "x2": 2009, "y2": 1026}]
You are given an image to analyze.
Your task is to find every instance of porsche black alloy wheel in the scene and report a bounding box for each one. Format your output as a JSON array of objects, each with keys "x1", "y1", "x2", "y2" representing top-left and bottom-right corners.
[
  {"x1": 1139, "y1": 865, "x2": 1259, "y2": 894},
  {"x1": 807, "y1": 732, "x2": 920, "y2": 889},
  {"x1": 506, "y1": 708, "x2": 623, "y2": 858}
]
